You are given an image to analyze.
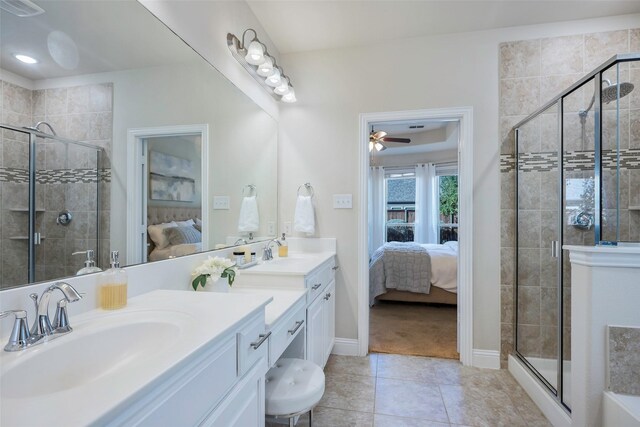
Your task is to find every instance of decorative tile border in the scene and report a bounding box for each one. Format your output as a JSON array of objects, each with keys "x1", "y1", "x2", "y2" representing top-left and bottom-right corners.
[
  {"x1": 500, "y1": 149, "x2": 640, "y2": 173},
  {"x1": 0, "y1": 168, "x2": 111, "y2": 184}
]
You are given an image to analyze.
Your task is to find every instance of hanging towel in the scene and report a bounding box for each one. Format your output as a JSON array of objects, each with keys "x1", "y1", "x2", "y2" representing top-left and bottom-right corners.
[
  {"x1": 294, "y1": 195, "x2": 315, "y2": 234},
  {"x1": 238, "y1": 196, "x2": 259, "y2": 232}
]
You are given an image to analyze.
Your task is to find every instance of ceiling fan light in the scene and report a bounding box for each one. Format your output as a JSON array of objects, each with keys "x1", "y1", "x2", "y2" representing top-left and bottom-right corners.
[
  {"x1": 245, "y1": 40, "x2": 265, "y2": 65},
  {"x1": 282, "y1": 88, "x2": 297, "y2": 103},
  {"x1": 274, "y1": 82, "x2": 290, "y2": 95},
  {"x1": 375, "y1": 142, "x2": 386, "y2": 152},
  {"x1": 369, "y1": 140, "x2": 374, "y2": 152},
  {"x1": 256, "y1": 57, "x2": 274, "y2": 77},
  {"x1": 266, "y1": 68, "x2": 282, "y2": 87}
]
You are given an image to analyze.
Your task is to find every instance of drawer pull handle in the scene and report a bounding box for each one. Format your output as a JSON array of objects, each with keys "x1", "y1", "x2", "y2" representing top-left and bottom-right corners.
[
  {"x1": 324, "y1": 292, "x2": 332, "y2": 300},
  {"x1": 250, "y1": 331, "x2": 271, "y2": 350},
  {"x1": 332, "y1": 266, "x2": 339, "y2": 270},
  {"x1": 288, "y1": 320, "x2": 304, "y2": 335},
  {"x1": 311, "y1": 283, "x2": 322, "y2": 290}
]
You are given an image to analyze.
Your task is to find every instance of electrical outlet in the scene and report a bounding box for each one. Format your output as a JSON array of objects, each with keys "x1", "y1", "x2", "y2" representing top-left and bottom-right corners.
[
  {"x1": 268, "y1": 221, "x2": 276, "y2": 236},
  {"x1": 213, "y1": 196, "x2": 230, "y2": 210},
  {"x1": 333, "y1": 194, "x2": 353, "y2": 209},
  {"x1": 284, "y1": 221, "x2": 292, "y2": 235}
]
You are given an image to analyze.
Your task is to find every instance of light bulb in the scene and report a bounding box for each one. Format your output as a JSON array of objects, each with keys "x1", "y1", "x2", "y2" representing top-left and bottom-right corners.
[
  {"x1": 369, "y1": 141, "x2": 374, "y2": 152},
  {"x1": 244, "y1": 40, "x2": 264, "y2": 65},
  {"x1": 282, "y1": 88, "x2": 296, "y2": 103},
  {"x1": 257, "y1": 57, "x2": 274, "y2": 77},
  {"x1": 266, "y1": 68, "x2": 282, "y2": 87},
  {"x1": 14, "y1": 54, "x2": 38, "y2": 64},
  {"x1": 375, "y1": 142, "x2": 386, "y2": 151},
  {"x1": 274, "y1": 82, "x2": 290, "y2": 95}
]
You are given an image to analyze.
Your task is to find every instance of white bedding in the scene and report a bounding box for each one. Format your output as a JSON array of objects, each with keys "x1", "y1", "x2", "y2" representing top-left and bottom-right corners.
[
  {"x1": 149, "y1": 242, "x2": 202, "y2": 261},
  {"x1": 420, "y1": 242, "x2": 458, "y2": 293}
]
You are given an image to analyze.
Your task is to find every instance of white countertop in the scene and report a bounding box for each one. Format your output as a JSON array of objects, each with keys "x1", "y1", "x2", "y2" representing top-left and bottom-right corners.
[
  {"x1": 239, "y1": 251, "x2": 335, "y2": 276},
  {"x1": 229, "y1": 287, "x2": 307, "y2": 328},
  {"x1": 0, "y1": 290, "x2": 272, "y2": 427}
]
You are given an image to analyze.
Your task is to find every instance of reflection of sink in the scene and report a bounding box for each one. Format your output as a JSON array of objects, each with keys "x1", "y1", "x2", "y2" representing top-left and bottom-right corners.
[{"x1": 2, "y1": 311, "x2": 188, "y2": 399}]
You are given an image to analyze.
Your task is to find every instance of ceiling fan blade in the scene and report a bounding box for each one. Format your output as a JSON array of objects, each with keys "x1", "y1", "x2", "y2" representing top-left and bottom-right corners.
[
  {"x1": 372, "y1": 131, "x2": 387, "y2": 140},
  {"x1": 381, "y1": 137, "x2": 411, "y2": 143}
]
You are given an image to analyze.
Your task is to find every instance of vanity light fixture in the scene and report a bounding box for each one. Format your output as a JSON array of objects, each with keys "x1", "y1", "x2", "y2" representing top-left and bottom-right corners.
[
  {"x1": 14, "y1": 53, "x2": 38, "y2": 64},
  {"x1": 227, "y1": 29, "x2": 297, "y2": 103}
]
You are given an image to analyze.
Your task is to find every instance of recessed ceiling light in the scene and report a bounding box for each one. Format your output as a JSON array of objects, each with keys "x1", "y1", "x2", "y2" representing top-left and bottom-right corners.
[{"x1": 14, "y1": 54, "x2": 38, "y2": 64}]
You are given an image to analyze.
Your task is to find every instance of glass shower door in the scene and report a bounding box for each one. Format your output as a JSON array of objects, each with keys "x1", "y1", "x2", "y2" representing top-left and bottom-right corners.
[{"x1": 515, "y1": 103, "x2": 561, "y2": 395}]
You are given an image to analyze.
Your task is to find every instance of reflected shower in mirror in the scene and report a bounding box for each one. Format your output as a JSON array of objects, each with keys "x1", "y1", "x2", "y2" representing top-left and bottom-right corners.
[{"x1": 0, "y1": 0, "x2": 277, "y2": 289}]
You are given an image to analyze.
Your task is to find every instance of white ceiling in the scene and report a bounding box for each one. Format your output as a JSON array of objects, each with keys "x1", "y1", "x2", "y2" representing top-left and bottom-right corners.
[
  {"x1": 0, "y1": 1, "x2": 198, "y2": 81},
  {"x1": 247, "y1": 1, "x2": 640, "y2": 54},
  {"x1": 373, "y1": 119, "x2": 457, "y2": 156}
]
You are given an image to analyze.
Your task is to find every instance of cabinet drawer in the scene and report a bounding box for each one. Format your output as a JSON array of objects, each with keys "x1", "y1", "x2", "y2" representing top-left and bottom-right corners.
[
  {"x1": 306, "y1": 259, "x2": 334, "y2": 303},
  {"x1": 237, "y1": 312, "x2": 269, "y2": 376},
  {"x1": 134, "y1": 336, "x2": 237, "y2": 427},
  {"x1": 268, "y1": 302, "x2": 306, "y2": 367}
]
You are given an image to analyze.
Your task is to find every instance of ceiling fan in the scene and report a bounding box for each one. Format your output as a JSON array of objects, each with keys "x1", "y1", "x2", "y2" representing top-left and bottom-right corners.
[{"x1": 369, "y1": 127, "x2": 411, "y2": 152}]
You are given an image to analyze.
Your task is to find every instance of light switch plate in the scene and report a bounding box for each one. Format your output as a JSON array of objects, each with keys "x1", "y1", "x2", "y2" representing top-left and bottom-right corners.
[
  {"x1": 333, "y1": 194, "x2": 353, "y2": 209},
  {"x1": 268, "y1": 221, "x2": 276, "y2": 236},
  {"x1": 284, "y1": 221, "x2": 292, "y2": 235},
  {"x1": 213, "y1": 196, "x2": 230, "y2": 210}
]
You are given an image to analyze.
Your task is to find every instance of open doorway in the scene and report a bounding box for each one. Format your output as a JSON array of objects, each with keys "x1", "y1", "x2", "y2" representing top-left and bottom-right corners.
[
  {"x1": 358, "y1": 107, "x2": 473, "y2": 365},
  {"x1": 126, "y1": 124, "x2": 209, "y2": 265},
  {"x1": 368, "y1": 119, "x2": 460, "y2": 359}
]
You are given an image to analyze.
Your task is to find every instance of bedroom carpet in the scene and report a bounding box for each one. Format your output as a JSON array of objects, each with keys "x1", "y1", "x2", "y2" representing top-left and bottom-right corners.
[{"x1": 369, "y1": 301, "x2": 459, "y2": 359}]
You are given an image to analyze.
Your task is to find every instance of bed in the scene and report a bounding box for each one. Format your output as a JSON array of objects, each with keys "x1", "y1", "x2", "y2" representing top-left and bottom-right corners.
[
  {"x1": 147, "y1": 206, "x2": 202, "y2": 261},
  {"x1": 369, "y1": 241, "x2": 458, "y2": 305}
]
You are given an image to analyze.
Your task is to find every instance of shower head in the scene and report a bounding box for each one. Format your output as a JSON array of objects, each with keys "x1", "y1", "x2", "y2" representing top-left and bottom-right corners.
[
  {"x1": 601, "y1": 81, "x2": 634, "y2": 104},
  {"x1": 579, "y1": 79, "x2": 635, "y2": 119}
]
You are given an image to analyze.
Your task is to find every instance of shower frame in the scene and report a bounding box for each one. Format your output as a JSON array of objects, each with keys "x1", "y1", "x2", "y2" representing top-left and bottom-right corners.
[
  {"x1": 512, "y1": 53, "x2": 640, "y2": 412},
  {"x1": 0, "y1": 123, "x2": 104, "y2": 283}
]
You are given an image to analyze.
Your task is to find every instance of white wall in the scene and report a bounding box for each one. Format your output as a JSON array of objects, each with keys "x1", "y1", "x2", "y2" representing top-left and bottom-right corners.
[
  {"x1": 277, "y1": 14, "x2": 640, "y2": 350},
  {"x1": 139, "y1": 0, "x2": 280, "y2": 120}
]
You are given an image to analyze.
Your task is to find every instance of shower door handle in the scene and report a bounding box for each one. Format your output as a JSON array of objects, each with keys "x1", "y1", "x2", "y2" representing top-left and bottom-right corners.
[{"x1": 551, "y1": 240, "x2": 559, "y2": 258}]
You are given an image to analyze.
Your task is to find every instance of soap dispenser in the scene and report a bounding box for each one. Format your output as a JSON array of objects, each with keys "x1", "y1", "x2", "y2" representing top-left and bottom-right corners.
[
  {"x1": 72, "y1": 250, "x2": 103, "y2": 275},
  {"x1": 278, "y1": 233, "x2": 288, "y2": 257},
  {"x1": 99, "y1": 251, "x2": 128, "y2": 310}
]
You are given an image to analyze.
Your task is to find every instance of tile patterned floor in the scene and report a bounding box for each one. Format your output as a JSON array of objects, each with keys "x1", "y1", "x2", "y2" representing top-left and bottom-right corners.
[{"x1": 271, "y1": 353, "x2": 552, "y2": 427}]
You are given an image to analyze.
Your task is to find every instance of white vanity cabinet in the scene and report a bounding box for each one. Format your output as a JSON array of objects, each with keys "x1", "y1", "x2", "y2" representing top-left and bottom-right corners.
[
  {"x1": 233, "y1": 252, "x2": 337, "y2": 369},
  {"x1": 306, "y1": 277, "x2": 336, "y2": 368}
]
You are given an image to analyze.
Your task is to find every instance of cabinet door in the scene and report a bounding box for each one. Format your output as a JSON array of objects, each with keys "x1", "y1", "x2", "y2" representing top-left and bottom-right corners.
[
  {"x1": 201, "y1": 358, "x2": 266, "y2": 427},
  {"x1": 323, "y1": 280, "x2": 336, "y2": 366},
  {"x1": 306, "y1": 295, "x2": 324, "y2": 367}
]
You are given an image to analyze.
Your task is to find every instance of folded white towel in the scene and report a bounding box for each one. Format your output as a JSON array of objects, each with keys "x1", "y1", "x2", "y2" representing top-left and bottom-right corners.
[
  {"x1": 238, "y1": 196, "x2": 259, "y2": 232},
  {"x1": 294, "y1": 195, "x2": 315, "y2": 234}
]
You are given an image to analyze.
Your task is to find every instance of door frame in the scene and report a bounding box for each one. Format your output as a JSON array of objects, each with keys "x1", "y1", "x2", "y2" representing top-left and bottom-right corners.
[
  {"x1": 126, "y1": 124, "x2": 209, "y2": 265},
  {"x1": 358, "y1": 107, "x2": 474, "y2": 365}
]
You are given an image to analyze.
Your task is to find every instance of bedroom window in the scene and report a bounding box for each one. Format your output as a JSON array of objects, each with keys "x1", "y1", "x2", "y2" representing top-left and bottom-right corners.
[
  {"x1": 438, "y1": 174, "x2": 458, "y2": 243},
  {"x1": 385, "y1": 172, "x2": 415, "y2": 242}
]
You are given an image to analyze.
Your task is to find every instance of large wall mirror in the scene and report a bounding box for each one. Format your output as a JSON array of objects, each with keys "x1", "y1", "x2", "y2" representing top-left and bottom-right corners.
[{"x1": 0, "y1": 0, "x2": 277, "y2": 289}]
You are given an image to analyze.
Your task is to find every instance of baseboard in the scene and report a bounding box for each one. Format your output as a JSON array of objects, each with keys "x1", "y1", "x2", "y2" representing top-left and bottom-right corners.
[
  {"x1": 331, "y1": 338, "x2": 359, "y2": 356},
  {"x1": 509, "y1": 355, "x2": 571, "y2": 427},
  {"x1": 472, "y1": 349, "x2": 501, "y2": 369}
]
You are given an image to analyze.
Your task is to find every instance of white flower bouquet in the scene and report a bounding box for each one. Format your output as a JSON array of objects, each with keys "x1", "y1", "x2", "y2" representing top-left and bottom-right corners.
[{"x1": 191, "y1": 256, "x2": 237, "y2": 291}]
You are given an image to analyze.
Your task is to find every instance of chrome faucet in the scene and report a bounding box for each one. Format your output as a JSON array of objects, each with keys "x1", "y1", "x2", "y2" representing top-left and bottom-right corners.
[
  {"x1": 1, "y1": 282, "x2": 82, "y2": 352},
  {"x1": 234, "y1": 238, "x2": 248, "y2": 245},
  {"x1": 262, "y1": 238, "x2": 282, "y2": 261},
  {"x1": 30, "y1": 282, "x2": 82, "y2": 337}
]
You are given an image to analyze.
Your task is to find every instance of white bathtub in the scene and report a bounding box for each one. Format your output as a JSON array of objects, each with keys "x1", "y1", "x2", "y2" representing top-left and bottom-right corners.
[{"x1": 603, "y1": 391, "x2": 640, "y2": 427}]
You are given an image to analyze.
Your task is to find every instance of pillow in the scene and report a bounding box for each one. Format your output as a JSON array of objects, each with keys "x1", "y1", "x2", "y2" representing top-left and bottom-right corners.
[
  {"x1": 175, "y1": 219, "x2": 195, "y2": 227},
  {"x1": 193, "y1": 218, "x2": 202, "y2": 232},
  {"x1": 164, "y1": 226, "x2": 202, "y2": 246},
  {"x1": 444, "y1": 241, "x2": 459, "y2": 252},
  {"x1": 147, "y1": 221, "x2": 177, "y2": 250}
]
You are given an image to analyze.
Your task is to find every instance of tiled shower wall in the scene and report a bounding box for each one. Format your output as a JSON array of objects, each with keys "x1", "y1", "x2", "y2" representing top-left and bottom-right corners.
[
  {"x1": 499, "y1": 29, "x2": 640, "y2": 365},
  {"x1": 0, "y1": 80, "x2": 112, "y2": 288}
]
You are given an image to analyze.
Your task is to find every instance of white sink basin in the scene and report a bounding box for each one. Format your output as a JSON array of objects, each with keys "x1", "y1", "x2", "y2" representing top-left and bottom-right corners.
[
  {"x1": 2, "y1": 310, "x2": 192, "y2": 399},
  {"x1": 242, "y1": 252, "x2": 334, "y2": 275},
  {"x1": 0, "y1": 290, "x2": 272, "y2": 427}
]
